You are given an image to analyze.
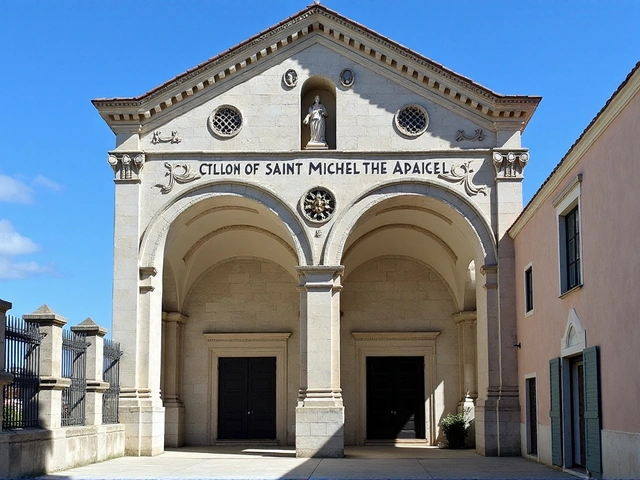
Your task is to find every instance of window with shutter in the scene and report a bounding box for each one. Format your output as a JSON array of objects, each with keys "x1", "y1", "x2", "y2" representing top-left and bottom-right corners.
[
  {"x1": 583, "y1": 346, "x2": 602, "y2": 476},
  {"x1": 549, "y1": 358, "x2": 563, "y2": 466}
]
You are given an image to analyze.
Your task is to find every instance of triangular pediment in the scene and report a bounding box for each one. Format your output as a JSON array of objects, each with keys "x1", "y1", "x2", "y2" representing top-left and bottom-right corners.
[{"x1": 93, "y1": 5, "x2": 540, "y2": 135}]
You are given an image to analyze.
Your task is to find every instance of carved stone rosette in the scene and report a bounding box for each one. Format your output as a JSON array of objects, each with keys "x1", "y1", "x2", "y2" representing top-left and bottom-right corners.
[
  {"x1": 107, "y1": 152, "x2": 145, "y2": 180},
  {"x1": 492, "y1": 150, "x2": 529, "y2": 179}
]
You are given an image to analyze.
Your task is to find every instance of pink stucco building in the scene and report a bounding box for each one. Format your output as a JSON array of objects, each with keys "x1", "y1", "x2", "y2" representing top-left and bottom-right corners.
[{"x1": 510, "y1": 62, "x2": 640, "y2": 478}]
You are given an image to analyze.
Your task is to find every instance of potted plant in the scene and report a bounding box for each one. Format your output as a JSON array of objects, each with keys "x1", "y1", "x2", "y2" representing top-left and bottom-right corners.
[{"x1": 440, "y1": 410, "x2": 468, "y2": 449}]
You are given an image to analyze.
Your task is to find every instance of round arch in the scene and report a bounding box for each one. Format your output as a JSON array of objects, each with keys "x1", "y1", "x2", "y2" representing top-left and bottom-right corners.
[
  {"x1": 323, "y1": 179, "x2": 497, "y2": 268},
  {"x1": 140, "y1": 179, "x2": 314, "y2": 270}
]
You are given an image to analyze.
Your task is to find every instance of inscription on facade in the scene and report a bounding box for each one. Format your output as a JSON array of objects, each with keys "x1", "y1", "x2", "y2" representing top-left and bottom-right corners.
[{"x1": 197, "y1": 160, "x2": 451, "y2": 177}]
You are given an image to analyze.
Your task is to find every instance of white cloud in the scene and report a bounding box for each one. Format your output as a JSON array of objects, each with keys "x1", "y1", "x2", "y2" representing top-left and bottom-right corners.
[
  {"x1": 0, "y1": 257, "x2": 52, "y2": 279},
  {"x1": 0, "y1": 220, "x2": 39, "y2": 256},
  {"x1": 32, "y1": 175, "x2": 62, "y2": 192},
  {"x1": 0, "y1": 174, "x2": 34, "y2": 203},
  {"x1": 0, "y1": 220, "x2": 51, "y2": 280}
]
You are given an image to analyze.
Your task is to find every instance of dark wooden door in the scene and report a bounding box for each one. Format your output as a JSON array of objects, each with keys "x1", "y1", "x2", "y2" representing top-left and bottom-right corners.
[
  {"x1": 218, "y1": 357, "x2": 276, "y2": 440},
  {"x1": 366, "y1": 356, "x2": 425, "y2": 440}
]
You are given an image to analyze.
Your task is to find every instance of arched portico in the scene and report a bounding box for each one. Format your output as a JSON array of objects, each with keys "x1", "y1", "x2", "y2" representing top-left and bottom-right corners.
[{"x1": 321, "y1": 181, "x2": 515, "y2": 455}]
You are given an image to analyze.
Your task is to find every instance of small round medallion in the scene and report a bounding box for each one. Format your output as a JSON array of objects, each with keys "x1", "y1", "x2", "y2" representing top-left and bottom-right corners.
[
  {"x1": 340, "y1": 68, "x2": 355, "y2": 88},
  {"x1": 300, "y1": 187, "x2": 336, "y2": 224},
  {"x1": 283, "y1": 69, "x2": 298, "y2": 88}
]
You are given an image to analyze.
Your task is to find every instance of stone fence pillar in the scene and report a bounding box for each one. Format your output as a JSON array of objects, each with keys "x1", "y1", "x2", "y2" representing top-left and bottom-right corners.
[
  {"x1": 71, "y1": 318, "x2": 108, "y2": 425},
  {"x1": 0, "y1": 299, "x2": 14, "y2": 432},
  {"x1": 23, "y1": 305, "x2": 70, "y2": 429}
]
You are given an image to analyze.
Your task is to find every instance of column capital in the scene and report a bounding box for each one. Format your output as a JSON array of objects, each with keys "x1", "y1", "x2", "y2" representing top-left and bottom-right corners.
[
  {"x1": 453, "y1": 310, "x2": 477, "y2": 324},
  {"x1": 108, "y1": 151, "x2": 145, "y2": 182},
  {"x1": 162, "y1": 312, "x2": 189, "y2": 324},
  {"x1": 492, "y1": 149, "x2": 529, "y2": 180},
  {"x1": 71, "y1": 317, "x2": 108, "y2": 338},
  {"x1": 23, "y1": 304, "x2": 67, "y2": 327},
  {"x1": 296, "y1": 265, "x2": 344, "y2": 290}
]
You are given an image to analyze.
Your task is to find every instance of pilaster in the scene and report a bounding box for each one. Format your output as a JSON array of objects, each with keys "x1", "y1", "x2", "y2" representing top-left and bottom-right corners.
[
  {"x1": 23, "y1": 305, "x2": 71, "y2": 429},
  {"x1": 454, "y1": 310, "x2": 477, "y2": 448},
  {"x1": 162, "y1": 312, "x2": 188, "y2": 447},
  {"x1": 477, "y1": 147, "x2": 527, "y2": 456},
  {"x1": 109, "y1": 150, "x2": 165, "y2": 456},
  {"x1": 71, "y1": 318, "x2": 109, "y2": 426},
  {"x1": 295, "y1": 265, "x2": 344, "y2": 458}
]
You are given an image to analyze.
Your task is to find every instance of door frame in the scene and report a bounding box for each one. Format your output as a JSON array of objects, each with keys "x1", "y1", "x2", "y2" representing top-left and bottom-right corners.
[
  {"x1": 351, "y1": 331, "x2": 440, "y2": 445},
  {"x1": 203, "y1": 332, "x2": 291, "y2": 444}
]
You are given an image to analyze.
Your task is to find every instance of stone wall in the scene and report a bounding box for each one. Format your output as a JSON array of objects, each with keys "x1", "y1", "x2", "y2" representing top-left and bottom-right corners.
[
  {"x1": 181, "y1": 258, "x2": 300, "y2": 445},
  {"x1": 341, "y1": 256, "x2": 460, "y2": 445}
]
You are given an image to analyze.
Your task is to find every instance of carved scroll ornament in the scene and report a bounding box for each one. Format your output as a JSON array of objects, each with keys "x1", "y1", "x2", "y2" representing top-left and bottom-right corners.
[
  {"x1": 155, "y1": 162, "x2": 201, "y2": 193},
  {"x1": 455, "y1": 129, "x2": 485, "y2": 142},
  {"x1": 438, "y1": 161, "x2": 487, "y2": 196},
  {"x1": 151, "y1": 130, "x2": 182, "y2": 144}
]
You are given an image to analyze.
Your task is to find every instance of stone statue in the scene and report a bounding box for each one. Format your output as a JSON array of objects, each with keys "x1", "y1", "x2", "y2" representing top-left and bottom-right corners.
[{"x1": 303, "y1": 95, "x2": 328, "y2": 149}]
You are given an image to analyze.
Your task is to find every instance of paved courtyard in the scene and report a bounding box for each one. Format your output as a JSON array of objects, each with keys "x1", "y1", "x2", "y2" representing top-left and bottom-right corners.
[{"x1": 38, "y1": 445, "x2": 576, "y2": 479}]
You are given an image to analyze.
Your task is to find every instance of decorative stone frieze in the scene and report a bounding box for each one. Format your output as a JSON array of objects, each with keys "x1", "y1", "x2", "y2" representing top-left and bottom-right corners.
[
  {"x1": 93, "y1": 6, "x2": 540, "y2": 130},
  {"x1": 492, "y1": 150, "x2": 529, "y2": 179},
  {"x1": 438, "y1": 161, "x2": 487, "y2": 196},
  {"x1": 155, "y1": 162, "x2": 201, "y2": 193},
  {"x1": 151, "y1": 130, "x2": 182, "y2": 144},
  {"x1": 455, "y1": 129, "x2": 485, "y2": 142},
  {"x1": 107, "y1": 152, "x2": 145, "y2": 180}
]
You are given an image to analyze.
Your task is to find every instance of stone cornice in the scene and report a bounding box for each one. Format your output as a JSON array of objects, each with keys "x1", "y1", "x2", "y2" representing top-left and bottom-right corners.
[
  {"x1": 351, "y1": 331, "x2": 440, "y2": 342},
  {"x1": 92, "y1": 5, "x2": 540, "y2": 134},
  {"x1": 203, "y1": 332, "x2": 291, "y2": 343},
  {"x1": 509, "y1": 62, "x2": 640, "y2": 238}
]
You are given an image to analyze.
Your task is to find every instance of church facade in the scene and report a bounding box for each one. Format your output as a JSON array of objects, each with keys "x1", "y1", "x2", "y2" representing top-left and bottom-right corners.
[{"x1": 93, "y1": 5, "x2": 540, "y2": 458}]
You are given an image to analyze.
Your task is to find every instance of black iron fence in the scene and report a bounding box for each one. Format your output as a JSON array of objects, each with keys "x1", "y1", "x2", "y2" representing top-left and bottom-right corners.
[
  {"x1": 2, "y1": 315, "x2": 42, "y2": 429},
  {"x1": 102, "y1": 338, "x2": 122, "y2": 424},
  {"x1": 61, "y1": 329, "x2": 88, "y2": 427}
]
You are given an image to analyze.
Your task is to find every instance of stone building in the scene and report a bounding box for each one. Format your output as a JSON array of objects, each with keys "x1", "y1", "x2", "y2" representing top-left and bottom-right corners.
[
  {"x1": 93, "y1": 5, "x2": 540, "y2": 458},
  {"x1": 510, "y1": 62, "x2": 640, "y2": 478}
]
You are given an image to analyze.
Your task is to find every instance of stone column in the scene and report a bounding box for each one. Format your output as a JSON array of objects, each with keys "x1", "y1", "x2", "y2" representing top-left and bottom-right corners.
[
  {"x1": 71, "y1": 318, "x2": 108, "y2": 425},
  {"x1": 23, "y1": 305, "x2": 71, "y2": 429},
  {"x1": 109, "y1": 150, "x2": 164, "y2": 456},
  {"x1": 162, "y1": 312, "x2": 188, "y2": 447},
  {"x1": 295, "y1": 266, "x2": 344, "y2": 458},
  {"x1": 0, "y1": 300, "x2": 14, "y2": 432},
  {"x1": 476, "y1": 146, "x2": 528, "y2": 456},
  {"x1": 454, "y1": 310, "x2": 477, "y2": 447}
]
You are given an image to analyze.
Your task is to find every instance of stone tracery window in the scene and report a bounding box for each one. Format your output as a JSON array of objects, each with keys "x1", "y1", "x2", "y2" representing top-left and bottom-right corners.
[
  {"x1": 209, "y1": 105, "x2": 243, "y2": 138},
  {"x1": 395, "y1": 104, "x2": 429, "y2": 137},
  {"x1": 300, "y1": 187, "x2": 336, "y2": 223}
]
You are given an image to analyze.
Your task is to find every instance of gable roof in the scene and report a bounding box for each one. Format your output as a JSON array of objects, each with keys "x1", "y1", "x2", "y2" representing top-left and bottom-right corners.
[
  {"x1": 509, "y1": 61, "x2": 640, "y2": 238},
  {"x1": 93, "y1": 4, "x2": 540, "y2": 134}
]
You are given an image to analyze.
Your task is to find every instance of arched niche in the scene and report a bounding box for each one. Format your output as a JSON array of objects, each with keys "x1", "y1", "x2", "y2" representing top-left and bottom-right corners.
[{"x1": 301, "y1": 75, "x2": 336, "y2": 150}]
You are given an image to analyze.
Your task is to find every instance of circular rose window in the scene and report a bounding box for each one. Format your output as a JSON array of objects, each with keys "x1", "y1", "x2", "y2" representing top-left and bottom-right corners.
[
  {"x1": 209, "y1": 105, "x2": 243, "y2": 138},
  {"x1": 395, "y1": 104, "x2": 429, "y2": 137},
  {"x1": 300, "y1": 187, "x2": 336, "y2": 224}
]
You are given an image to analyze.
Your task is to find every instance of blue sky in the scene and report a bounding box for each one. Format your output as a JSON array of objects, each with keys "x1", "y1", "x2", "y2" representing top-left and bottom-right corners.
[{"x1": 1, "y1": 1, "x2": 638, "y2": 330}]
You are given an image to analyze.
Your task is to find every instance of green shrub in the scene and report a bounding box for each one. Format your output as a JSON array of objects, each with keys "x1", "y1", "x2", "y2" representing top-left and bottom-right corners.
[{"x1": 440, "y1": 409, "x2": 469, "y2": 449}]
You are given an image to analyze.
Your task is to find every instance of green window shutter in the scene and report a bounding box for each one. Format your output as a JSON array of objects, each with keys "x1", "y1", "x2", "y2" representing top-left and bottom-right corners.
[
  {"x1": 583, "y1": 346, "x2": 602, "y2": 476},
  {"x1": 549, "y1": 357, "x2": 563, "y2": 467}
]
